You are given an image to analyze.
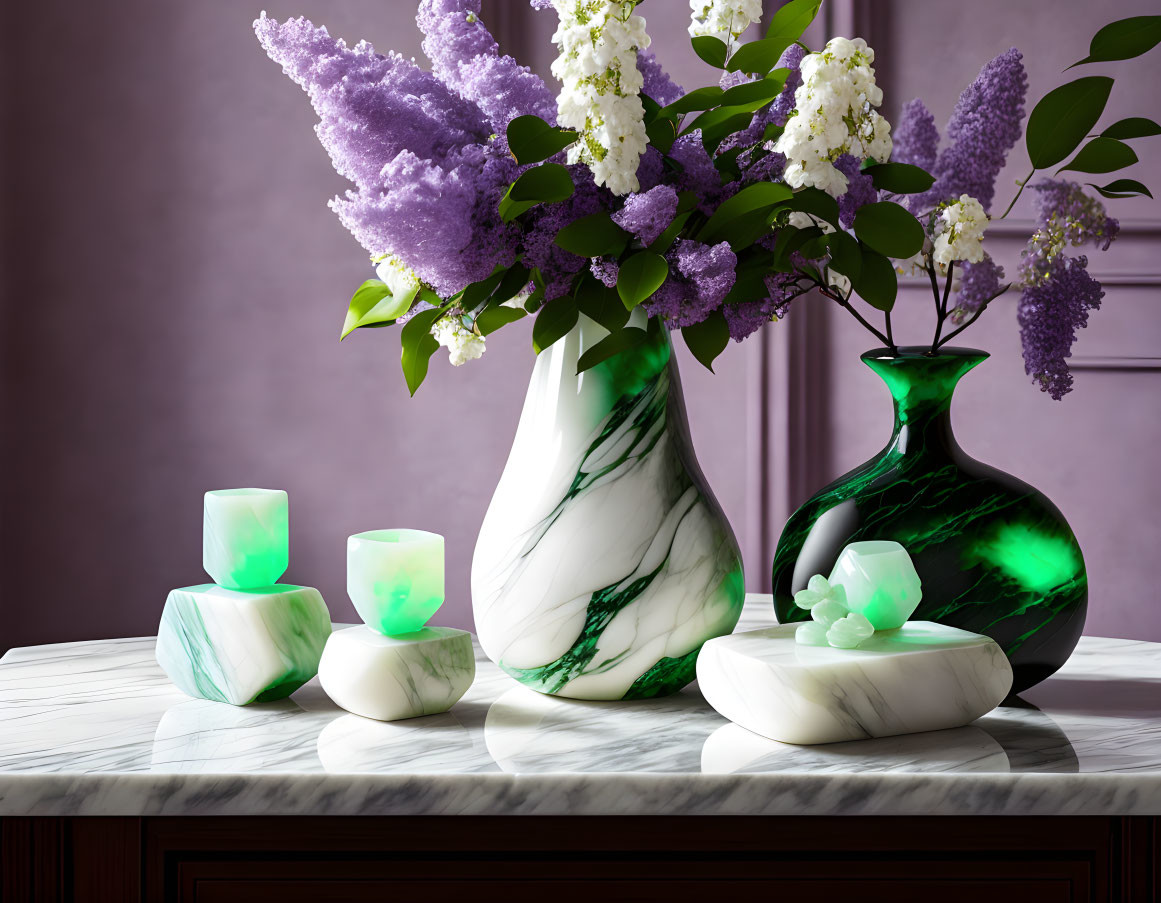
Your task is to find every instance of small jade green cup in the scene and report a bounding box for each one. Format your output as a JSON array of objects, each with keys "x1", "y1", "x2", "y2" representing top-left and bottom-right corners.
[
  {"x1": 347, "y1": 529, "x2": 444, "y2": 636},
  {"x1": 203, "y1": 488, "x2": 289, "y2": 589}
]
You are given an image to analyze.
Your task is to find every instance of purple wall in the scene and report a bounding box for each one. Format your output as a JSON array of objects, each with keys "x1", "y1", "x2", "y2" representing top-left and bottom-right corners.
[{"x1": 1, "y1": 0, "x2": 1157, "y2": 652}]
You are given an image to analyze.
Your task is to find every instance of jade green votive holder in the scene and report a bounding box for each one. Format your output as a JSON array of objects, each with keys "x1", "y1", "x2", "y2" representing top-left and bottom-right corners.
[
  {"x1": 348, "y1": 529, "x2": 444, "y2": 636},
  {"x1": 203, "y1": 488, "x2": 289, "y2": 589}
]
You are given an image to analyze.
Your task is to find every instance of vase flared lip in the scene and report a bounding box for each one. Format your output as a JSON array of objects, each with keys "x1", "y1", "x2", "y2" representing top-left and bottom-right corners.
[{"x1": 861, "y1": 345, "x2": 989, "y2": 363}]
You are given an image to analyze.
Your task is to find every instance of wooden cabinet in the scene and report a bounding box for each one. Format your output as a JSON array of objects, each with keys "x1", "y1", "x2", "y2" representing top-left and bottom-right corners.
[{"x1": 3, "y1": 816, "x2": 1157, "y2": 902}]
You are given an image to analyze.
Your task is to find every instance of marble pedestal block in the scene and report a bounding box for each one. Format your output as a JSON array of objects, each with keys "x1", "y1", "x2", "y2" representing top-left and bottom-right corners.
[
  {"x1": 697, "y1": 622, "x2": 1013, "y2": 745},
  {"x1": 156, "y1": 584, "x2": 331, "y2": 706},
  {"x1": 318, "y1": 626, "x2": 475, "y2": 722}
]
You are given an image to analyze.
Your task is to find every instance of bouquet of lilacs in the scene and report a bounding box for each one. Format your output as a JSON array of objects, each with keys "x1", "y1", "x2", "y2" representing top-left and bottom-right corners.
[{"x1": 255, "y1": 1, "x2": 1159, "y2": 398}]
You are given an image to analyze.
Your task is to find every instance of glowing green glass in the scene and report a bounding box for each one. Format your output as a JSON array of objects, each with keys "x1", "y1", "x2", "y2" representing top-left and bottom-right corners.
[
  {"x1": 348, "y1": 529, "x2": 444, "y2": 636},
  {"x1": 203, "y1": 489, "x2": 289, "y2": 589}
]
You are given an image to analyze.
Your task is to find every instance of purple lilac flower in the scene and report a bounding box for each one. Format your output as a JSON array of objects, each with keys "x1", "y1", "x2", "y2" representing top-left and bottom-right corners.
[
  {"x1": 638, "y1": 50, "x2": 683, "y2": 106},
  {"x1": 417, "y1": 0, "x2": 556, "y2": 135},
  {"x1": 613, "y1": 185, "x2": 679, "y2": 245},
  {"x1": 635, "y1": 146, "x2": 666, "y2": 191},
  {"x1": 668, "y1": 134, "x2": 721, "y2": 211},
  {"x1": 1032, "y1": 179, "x2": 1120, "y2": 248},
  {"x1": 952, "y1": 255, "x2": 1005, "y2": 320},
  {"x1": 644, "y1": 240, "x2": 737, "y2": 327},
  {"x1": 332, "y1": 144, "x2": 519, "y2": 295},
  {"x1": 1017, "y1": 255, "x2": 1103, "y2": 400},
  {"x1": 522, "y1": 169, "x2": 610, "y2": 299},
  {"x1": 254, "y1": 15, "x2": 488, "y2": 187},
  {"x1": 719, "y1": 44, "x2": 805, "y2": 157},
  {"x1": 833, "y1": 154, "x2": 877, "y2": 228},
  {"x1": 723, "y1": 273, "x2": 799, "y2": 341},
  {"x1": 892, "y1": 99, "x2": 939, "y2": 173},
  {"x1": 590, "y1": 258, "x2": 620, "y2": 288},
  {"x1": 919, "y1": 49, "x2": 1027, "y2": 213}
]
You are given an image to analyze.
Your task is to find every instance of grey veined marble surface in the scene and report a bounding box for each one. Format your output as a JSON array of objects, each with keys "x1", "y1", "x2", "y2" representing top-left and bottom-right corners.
[{"x1": 1, "y1": 595, "x2": 1160, "y2": 817}]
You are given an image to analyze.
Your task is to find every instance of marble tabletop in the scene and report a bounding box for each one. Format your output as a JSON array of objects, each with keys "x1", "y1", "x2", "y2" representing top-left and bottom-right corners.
[{"x1": 1, "y1": 595, "x2": 1159, "y2": 817}]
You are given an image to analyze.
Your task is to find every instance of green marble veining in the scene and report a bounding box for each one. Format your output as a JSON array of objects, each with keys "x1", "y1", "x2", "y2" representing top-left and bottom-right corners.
[
  {"x1": 772, "y1": 347, "x2": 1087, "y2": 693},
  {"x1": 499, "y1": 324, "x2": 745, "y2": 699}
]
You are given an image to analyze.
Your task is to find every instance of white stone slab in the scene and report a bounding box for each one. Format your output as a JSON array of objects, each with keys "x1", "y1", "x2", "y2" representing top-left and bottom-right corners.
[
  {"x1": 318, "y1": 626, "x2": 475, "y2": 722},
  {"x1": 697, "y1": 621, "x2": 1013, "y2": 745}
]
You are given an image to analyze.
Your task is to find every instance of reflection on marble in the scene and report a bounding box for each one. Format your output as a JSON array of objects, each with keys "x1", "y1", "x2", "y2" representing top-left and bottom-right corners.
[
  {"x1": 484, "y1": 685, "x2": 715, "y2": 773},
  {"x1": 702, "y1": 723, "x2": 1010, "y2": 774},
  {"x1": 2, "y1": 597, "x2": 1161, "y2": 816}
]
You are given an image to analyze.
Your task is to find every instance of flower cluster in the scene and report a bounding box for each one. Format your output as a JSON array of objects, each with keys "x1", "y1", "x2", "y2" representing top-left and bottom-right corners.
[
  {"x1": 932, "y1": 194, "x2": 988, "y2": 269},
  {"x1": 911, "y1": 49, "x2": 1027, "y2": 214},
  {"x1": 1020, "y1": 179, "x2": 1120, "y2": 285},
  {"x1": 433, "y1": 315, "x2": 487, "y2": 366},
  {"x1": 548, "y1": 0, "x2": 650, "y2": 195},
  {"x1": 775, "y1": 37, "x2": 892, "y2": 196},
  {"x1": 688, "y1": 0, "x2": 763, "y2": 45},
  {"x1": 1018, "y1": 256, "x2": 1104, "y2": 400}
]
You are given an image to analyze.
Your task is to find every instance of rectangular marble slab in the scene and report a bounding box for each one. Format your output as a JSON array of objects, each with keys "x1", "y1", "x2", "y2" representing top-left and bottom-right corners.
[{"x1": 2, "y1": 597, "x2": 1161, "y2": 817}]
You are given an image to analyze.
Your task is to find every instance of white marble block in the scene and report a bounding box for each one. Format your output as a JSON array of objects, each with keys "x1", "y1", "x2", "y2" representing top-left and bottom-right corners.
[
  {"x1": 318, "y1": 626, "x2": 475, "y2": 722},
  {"x1": 697, "y1": 622, "x2": 1013, "y2": 745},
  {"x1": 156, "y1": 584, "x2": 331, "y2": 706}
]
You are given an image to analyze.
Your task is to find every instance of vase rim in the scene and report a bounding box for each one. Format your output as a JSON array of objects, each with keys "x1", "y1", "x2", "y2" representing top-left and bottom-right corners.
[{"x1": 861, "y1": 345, "x2": 990, "y2": 363}]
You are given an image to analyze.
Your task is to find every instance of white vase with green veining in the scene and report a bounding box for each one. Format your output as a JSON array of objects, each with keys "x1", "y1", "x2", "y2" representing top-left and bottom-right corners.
[{"x1": 471, "y1": 312, "x2": 745, "y2": 700}]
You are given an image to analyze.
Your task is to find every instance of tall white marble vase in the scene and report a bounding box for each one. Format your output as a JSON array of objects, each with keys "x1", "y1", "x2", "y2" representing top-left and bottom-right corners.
[{"x1": 472, "y1": 312, "x2": 745, "y2": 700}]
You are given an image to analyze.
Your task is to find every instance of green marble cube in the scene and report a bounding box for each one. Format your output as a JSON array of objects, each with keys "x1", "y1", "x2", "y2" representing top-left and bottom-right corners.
[
  {"x1": 348, "y1": 529, "x2": 444, "y2": 636},
  {"x1": 203, "y1": 488, "x2": 289, "y2": 589},
  {"x1": 156, "y1": 583, "x2": 331, "y2": 705}
]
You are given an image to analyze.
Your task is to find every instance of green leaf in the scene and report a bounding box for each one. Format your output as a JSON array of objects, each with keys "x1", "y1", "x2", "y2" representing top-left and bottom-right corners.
[
  {"x1": 852, "y1": 245, "x2": 897, "y2": 312},
  {"x1": 773, "y1": 224, "x2": 823, "y2": 270},
  {"x1": 681, "y1": 310, "x2": 730, "y2": 372},
  {"x1": 576, "y1": 277, "x2": 631, "y2": 332},
  {"x1": 506, "y1": 114, "x2": 578, "y2": 165},
  {"x1": 765, "y1": 0, "x2": 822, "y2": 43},
  {"x1": 532, "y1": 295, "x2": 578, "y2": 354},
  {"x1": 862, "y1": 162, "x2": 936, "y2": 194},
  {"x1": 700, "y1": 182, "x2": 793, "y2": 244},
  {"x1": 1025, "y1": 77, "x2": 1114, "y2": 169},
  {"x1": 725, "y1": 37, "x2": 783, "y2": 75},
  {"x1": 1070, "y1": 15, "x2": 1161, "y2": 67},
  {"x1": 660, "y1": 86, "x2": 724, "y2": 117},
  {"x1": 1088, "y1": 178, "x2": 1153, "y2": 199},
  {"x1": 691, "y1": 35, "x2": 728, "y2": 68},
  {"x1": 340, "y1": 279, "x2": 416, "y2": 340},
  {"x1": 641, "y1": 93, "x2": 661, "y2": 124},
  {"x1": 1058, "y1": 136, "x2": 1138, "y2": 174},
  {"x1": 718, "y1": 72, "x2": 788, "y2": 107},
  {"x1": 784, "y1": 186, "x2": 841, "y2": 228},
  {"x1": 399, "y1": 306, "x2": 446, "y2": 396},
  {"x1": 617, "y1": 252, "x2": 670, "y2": 310},
  {"x1": 646, "y1": 116, "x2": 678, "y2": 153},
  {"x1": 554, "y1": 212, "x2": 630, "y2": 257},
  {"x1": 489, "y1": 263, "x2": 532, "y2": 307},
  {"x1": 476, "y1": 306, "x2": 526, "y2": 336},
  {"x1": 1100, "y1": 117, "x2": 1161, "y2": 140},
  {"x1": 853, "y1": 201, "x2": 925, "y2": 259},
  {"x1": 576, "y1": 327, "x2": 649, "y2": 374},
  {"x1": 826, "y1": 230, "x2": 862, "y2": 283},
  {"x1": 500, "y1": 163, "x2": 574, "y2": 222}
]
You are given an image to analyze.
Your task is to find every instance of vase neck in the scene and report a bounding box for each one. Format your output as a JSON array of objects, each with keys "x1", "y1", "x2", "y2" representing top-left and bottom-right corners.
[{"x1": 861, "y1": 347, "x2": 988, "y2": 457}]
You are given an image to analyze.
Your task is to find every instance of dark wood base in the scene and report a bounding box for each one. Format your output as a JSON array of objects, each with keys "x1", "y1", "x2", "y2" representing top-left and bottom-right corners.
[{"x1": 2, "y1": 816, "x2": 1157, "y2": 902}]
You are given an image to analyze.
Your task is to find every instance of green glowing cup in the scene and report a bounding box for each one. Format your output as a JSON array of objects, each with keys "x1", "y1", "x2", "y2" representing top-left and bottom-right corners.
[
  {"x1": 348, "y1": 529, "x2": 444, "y2": 636},
  {"x1": 203, "y1": 489, "x2": 289, "y2": 589}
]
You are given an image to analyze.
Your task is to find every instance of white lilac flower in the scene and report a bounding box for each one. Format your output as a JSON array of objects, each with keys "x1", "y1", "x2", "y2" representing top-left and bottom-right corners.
[
  {"x1": 932, "y1": 194, "x2": 988, "y2": 270},
  {"x1": 774, "y1": 36, "x2": 892, "y2": 197},
  {"x1": 374, "y1": 255, "x2": 421, "y2": 305},
  {"x1": 688, "y1": 0, "x2": 763, "y2": 45},
  {"x1": 548, "y1": 0, "x2": 650, "y2": 195},
  {"x1": 432, "y1": 315, "x2": 486, "y2": 365}
]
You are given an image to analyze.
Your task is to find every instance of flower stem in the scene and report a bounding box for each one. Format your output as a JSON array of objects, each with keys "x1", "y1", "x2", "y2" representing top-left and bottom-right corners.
[
  {"x1": 821, "y1": 286, "x2": 892, "y2": 348},
  {"x1": 930, "y1": 260, "x2": 955, "y2": 352},
  {"x1": 884, "y1": 309, "x2": 897, "y2": 354},
  {"x1": 936, "y1": 284, "x2": 1012, "y2": 347},
  {"x1": 1000, "y1": 168, "x2": 1036, "y2": 220}
]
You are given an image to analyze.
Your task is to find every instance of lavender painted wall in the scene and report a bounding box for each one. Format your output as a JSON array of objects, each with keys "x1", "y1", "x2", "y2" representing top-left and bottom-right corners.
[{"x1": 0, "y1": 0, "x2": 1156, "y2": 652}]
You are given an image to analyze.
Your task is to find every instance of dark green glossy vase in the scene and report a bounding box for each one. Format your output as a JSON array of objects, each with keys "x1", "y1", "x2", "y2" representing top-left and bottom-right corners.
[{"x1": 772, "y1": 347, "x2": 1087, "y2": 693}]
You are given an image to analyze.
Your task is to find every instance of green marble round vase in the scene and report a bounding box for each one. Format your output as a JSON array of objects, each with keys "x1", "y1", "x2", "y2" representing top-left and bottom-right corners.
[{"x1": 772, "y1": 347, "x2": 1087, "y2": 693}]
